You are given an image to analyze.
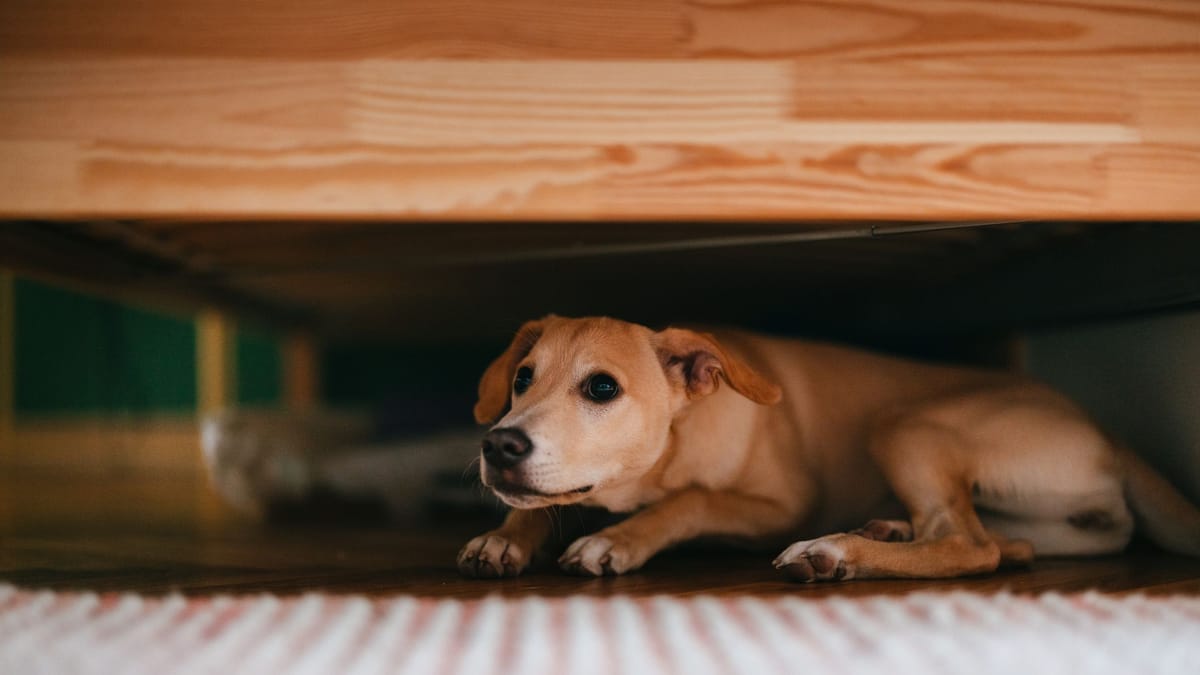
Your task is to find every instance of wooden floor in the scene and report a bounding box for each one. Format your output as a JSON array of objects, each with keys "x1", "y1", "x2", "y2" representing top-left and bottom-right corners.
[{"x1": 2, "y1": 473, "x2": 1199, "y2": 598}]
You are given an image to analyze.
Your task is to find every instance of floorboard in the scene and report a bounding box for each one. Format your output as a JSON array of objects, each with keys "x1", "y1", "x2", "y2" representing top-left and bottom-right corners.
[{"x1": 2, "y1": 474, "x2": 1199, "y2": 598}]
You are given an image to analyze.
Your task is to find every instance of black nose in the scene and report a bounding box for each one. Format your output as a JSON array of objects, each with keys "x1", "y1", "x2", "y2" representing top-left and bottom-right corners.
[{"x1": 481, "y1": 427, "x2": 533, "y2": 468}]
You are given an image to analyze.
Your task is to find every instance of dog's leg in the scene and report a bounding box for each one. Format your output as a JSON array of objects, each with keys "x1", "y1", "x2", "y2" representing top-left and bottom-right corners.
[
  {"x1": 559, "y1": 488, "x2": 796, "y2": 576},
  {"x1": 850, "y1": 518, "x2": 1032, "y2": 564},
  {"x1": 775, "y1": 503, "x2": 1004, "y2": 581},
  {"x1": 458, "y1": 508, "x2": 556, "y2": 578},
  {"x1": 776, "y1": 420, "x2": 1019, "y2": 581}
]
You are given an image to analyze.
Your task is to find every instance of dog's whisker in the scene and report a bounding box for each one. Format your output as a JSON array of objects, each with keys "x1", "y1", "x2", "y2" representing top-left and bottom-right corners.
[
  {"x1": 542, "y1": 506, "x2": 564, "y2": 543},
  {"x1": 461, "y1": 456, "x2": 481, "y2": 481}
]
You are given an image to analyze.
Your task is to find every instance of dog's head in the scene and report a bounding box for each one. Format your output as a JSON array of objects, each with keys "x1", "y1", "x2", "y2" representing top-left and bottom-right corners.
[{"x1": 473, "y1": 315, "x2": 782, "y2": 508}]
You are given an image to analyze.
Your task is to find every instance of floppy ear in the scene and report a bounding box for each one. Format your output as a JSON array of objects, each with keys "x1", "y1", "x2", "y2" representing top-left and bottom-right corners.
[
  {"x1": 473, "y1": 318, "x2": 548, "y2": 424},
  {"x1": 653, "y1": 328, "x2": 782, "y2": 405}
]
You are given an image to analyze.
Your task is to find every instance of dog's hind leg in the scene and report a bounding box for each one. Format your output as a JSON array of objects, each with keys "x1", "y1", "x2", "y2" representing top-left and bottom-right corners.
[
  {"x1": 775, "y1": 511, "x2": 1008, "y2": 581},
  {"x1": 776, "y1": 417, "x2": 1020, "y2": 581},
  {"x1": 851, "y1": 518, "x2": 1033, "y2": 565}
]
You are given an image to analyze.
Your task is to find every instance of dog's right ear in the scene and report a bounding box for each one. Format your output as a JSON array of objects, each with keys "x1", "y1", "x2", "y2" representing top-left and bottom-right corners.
[{"x1": 473, "y1": 318, "x2": 549, "y2": 425}]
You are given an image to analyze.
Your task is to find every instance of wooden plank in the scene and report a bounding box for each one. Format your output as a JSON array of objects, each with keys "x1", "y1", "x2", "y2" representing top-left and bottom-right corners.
[
  {"x1": 126, "y1": 222, "x2": 970, "y2": 270},
  {"x1": 1, "y1": 0, "x2": 1194, "y2": 60},
  {"x1": 684, "y1": 0, "x2": 1200, "y2": 59},
  {"x1": 5, "y1": 222, "x2": 1182, "y2": 343},
  {"x1": 0, "y1": 223, "x2": 313, "y2": 329},
  {"x1": 0, "y1": 1, "x2": 1197, "y2": 220},
  {"x1": 0, "y1": 0, "x2": 686, "y2": 60},
  {"x1": 851, "y1": 223, "x2": 1200, "y2": 338},
  {"x1": 0, "y1": 477, "x2": 1198, "y2": 595},
  {"x1": 0, "y1": 60, "x2": 1194, "y2": 219}
]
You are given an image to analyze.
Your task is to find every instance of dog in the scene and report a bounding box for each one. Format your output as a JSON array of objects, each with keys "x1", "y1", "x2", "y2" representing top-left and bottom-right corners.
[{"x1": 457, "y1": 315, "x2": 1200, "y2": 581}]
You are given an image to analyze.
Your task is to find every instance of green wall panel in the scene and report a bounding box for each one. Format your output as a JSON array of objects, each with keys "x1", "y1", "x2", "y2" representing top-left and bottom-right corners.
[
  {"x1": 235, "y1": 327, "x2": 282, "y2": 406},
  {"x1": 321, "y1": 341, "x2": 490, "y2": 406},
  {"x1": 13, "y1": 279, "x2": 197, "y2": 415},
  {"x1": 320, "y1": 340, "x2": 494, "y2": 434}
]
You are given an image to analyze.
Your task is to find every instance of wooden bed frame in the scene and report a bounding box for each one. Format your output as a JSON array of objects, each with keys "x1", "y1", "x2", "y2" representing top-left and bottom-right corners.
[{"x1": 1, "y1": 0, "x2": 1197, "y2": 222}]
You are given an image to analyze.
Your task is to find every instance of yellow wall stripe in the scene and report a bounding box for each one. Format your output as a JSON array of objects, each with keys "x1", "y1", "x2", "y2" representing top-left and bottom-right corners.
[{"x1": 196, "y1": 309, "x2": 235, "y2": 415}]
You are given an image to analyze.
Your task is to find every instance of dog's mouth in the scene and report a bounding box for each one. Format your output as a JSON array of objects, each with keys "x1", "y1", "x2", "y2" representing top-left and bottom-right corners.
[
  {"x1": 481, "y1": 465, "x2": 594, "y2": 500},
  {"x1": 488, "y1": 480, "x2": 594, "y2": 499}
]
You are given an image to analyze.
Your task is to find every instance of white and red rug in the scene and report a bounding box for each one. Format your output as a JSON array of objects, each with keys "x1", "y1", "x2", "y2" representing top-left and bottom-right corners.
[{"x1": 2, "y1": 585, "x2": 1198, "y2": 675}]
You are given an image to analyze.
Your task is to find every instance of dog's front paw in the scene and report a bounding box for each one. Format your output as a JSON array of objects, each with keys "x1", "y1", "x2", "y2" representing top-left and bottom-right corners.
[
  {"x1": 773, "y1": 534, "x2": 856, "y2": 582},
  {"x1": 457, "y1": 533, "x2": 530, "y2": 578},
  {"x1": 558, "y1": 533, "x2": 645, "y2": 576}
]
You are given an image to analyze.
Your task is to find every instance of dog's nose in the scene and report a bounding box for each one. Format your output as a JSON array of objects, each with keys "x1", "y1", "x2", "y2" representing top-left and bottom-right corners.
[{"x1": 481, "y1": 427, "x2": 533, "y2": 468}]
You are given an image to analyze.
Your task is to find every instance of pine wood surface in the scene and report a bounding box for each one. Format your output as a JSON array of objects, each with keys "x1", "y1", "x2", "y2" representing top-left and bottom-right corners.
[{"x1": 1, "y1": 1, "x2": 1198, "y2": 220}]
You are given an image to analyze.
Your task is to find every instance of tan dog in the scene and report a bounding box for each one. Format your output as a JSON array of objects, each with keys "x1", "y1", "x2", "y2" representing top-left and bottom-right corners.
[{"x1": 457, "y1": 316, "x2": 1200, "y2": 581}]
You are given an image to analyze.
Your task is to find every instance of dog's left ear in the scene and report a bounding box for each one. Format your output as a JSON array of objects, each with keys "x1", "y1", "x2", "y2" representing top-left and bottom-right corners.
[
  {"x1": 653, "y1": 328, "x2": 782, "y2": 405},
  {"x1": 474, "y1": 318, "x2": 549, "y2": 424}
]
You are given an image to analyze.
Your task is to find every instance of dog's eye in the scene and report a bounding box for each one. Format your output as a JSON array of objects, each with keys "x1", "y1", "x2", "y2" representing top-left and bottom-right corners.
[
  {"x1": 513, "y1": 366, "x2": 534, "y2": 395},
  {"x1": 584, "y1": 373, "x2": 620, "y2": 402}
]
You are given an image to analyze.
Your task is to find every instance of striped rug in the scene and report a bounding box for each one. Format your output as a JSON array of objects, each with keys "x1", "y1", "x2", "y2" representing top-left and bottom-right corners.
[{"x1": 2, "y1": 585, "x2": 1198, "y2": 675}]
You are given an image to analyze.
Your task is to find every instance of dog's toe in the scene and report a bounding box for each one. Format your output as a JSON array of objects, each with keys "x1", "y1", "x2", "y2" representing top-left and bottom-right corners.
[
  {"x1": 775, "y1": 553, "x2": 817, "y2": 582},
  {"x1": 458, "y1": 534, "x2": 527, "y2": 578},
  {"x1": 773, "y1": 536, "x2": 854, "y2": 583},
  {"x1": 559, "y1": 534, "x2": 641, "y2": 576},
  {"x1": 559, "y1": 535, "x2": 614, "y2": 576}
]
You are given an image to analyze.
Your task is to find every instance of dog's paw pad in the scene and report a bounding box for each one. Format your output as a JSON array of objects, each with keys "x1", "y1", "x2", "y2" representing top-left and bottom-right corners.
[
  {"x1": 853, "y1": 519, "x2": 914, "y2": 543},
  {"x1": 559, "y1": 534, "x2": 640, "y2": 576},
  {"x1": 458, "y1": 534, "x2": 528, "y2": 578},
  {"x1": 773, "y1": 537, "x2": 853, "y2": 583},
  {"x1": 807, "y1": 550, "x2": 838, "y2": 575}
]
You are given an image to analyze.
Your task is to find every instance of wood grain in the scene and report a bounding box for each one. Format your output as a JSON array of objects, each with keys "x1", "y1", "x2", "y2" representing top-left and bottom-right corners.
[
  {"x1": 2, "y1": 0, "x2": 1195, "y2": 60},
  {"x1": 0, "y1": 1, "x2": 1198, "y2": 220},
  {"x1": 0, "y1": 0, "x2": 687, "y2": 60}
]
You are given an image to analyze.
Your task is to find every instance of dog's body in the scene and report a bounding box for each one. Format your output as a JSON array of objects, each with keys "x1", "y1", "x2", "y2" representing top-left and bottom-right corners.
[{"x1": 459, "y1": 316, "x2": 1200, "y2": 581}]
